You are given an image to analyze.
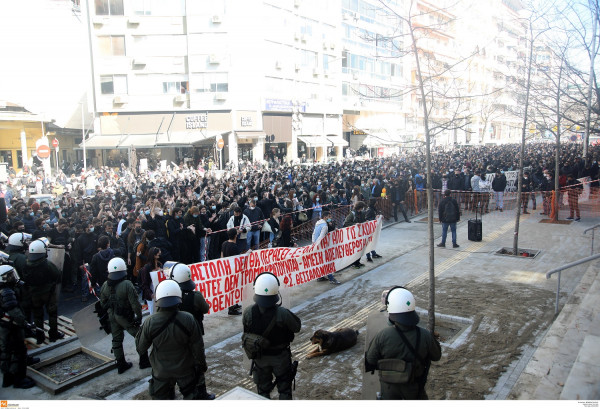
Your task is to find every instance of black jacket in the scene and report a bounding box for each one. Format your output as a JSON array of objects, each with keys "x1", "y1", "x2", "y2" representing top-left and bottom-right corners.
[
  {"x1": 492, "y1": 174, "x2": 507, "y2": 192},
  {"x1": 438, "y1": 196, "x2": 460, "y2": 223}
]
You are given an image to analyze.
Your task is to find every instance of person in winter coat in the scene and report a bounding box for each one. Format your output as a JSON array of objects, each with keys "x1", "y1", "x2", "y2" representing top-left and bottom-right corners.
[
  {"x1": 437, "y1": 190, "x2": 460, "y2": 248},
  {"x1": 492, "y1": 170, "x2": 507, "y2": 212},
  {"x1": 227, "y1": 207, "x2": 251, "y2": 252},
  {"x1": 364, "y1": 198, "x2": 382, "y2": 262},
  {"x1": 313, "y1": 211, "x2": 340, "y2": 284},
  {"x1": 344, "y1": 201, "x2": 366, "y2": 269}
]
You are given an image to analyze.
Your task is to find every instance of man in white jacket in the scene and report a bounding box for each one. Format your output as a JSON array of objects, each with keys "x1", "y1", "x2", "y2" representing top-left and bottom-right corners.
[
  {"x1": 227, "y1": 207, "x2": 251, "y2": 252},
  {"x1": 312, "y1": 211, "x2": 340, "y2": 285}
]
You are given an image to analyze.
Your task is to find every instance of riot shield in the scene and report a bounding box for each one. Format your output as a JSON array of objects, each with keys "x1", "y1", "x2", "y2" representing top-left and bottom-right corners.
[{"x1": 362, "y1": 309, "x2": 389, "y2": 400}]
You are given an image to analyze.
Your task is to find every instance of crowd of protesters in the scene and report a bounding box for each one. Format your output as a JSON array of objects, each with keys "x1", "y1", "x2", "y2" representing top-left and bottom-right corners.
[{"x1": 0, "y1": 142, "x2": 598, "y2": 303}]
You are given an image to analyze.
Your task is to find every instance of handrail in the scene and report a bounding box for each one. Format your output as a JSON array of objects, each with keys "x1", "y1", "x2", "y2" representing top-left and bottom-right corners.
[
  {"x1": 546, "y1": 253, "x2": 600, "y2": 314},
  {"x1": 583, "y1": 223, "x2": 600, "y2": 256},
  {"x1": 583, "y1": 223, "x2": 600, "y2": 234}
]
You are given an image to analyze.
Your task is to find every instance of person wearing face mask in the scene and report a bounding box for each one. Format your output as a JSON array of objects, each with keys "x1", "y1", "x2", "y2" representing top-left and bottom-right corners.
[
  {"x1": 31, "y1": 218, "x2": 49, "y2": 240},
  {"x1": 74, "y1": 221, "x2": 98, "y2": 302},
  {"x1": 344, "y1": 201, "x2": 366, "y2": 269},
  {"x1": 99, "y1": 221, "x2": 127, "y2": 259},
  {"x1": 244, "y1": 200, "x2": 265, "y2": 251},
  {"x1": 166, "y1": 208, "x2": 185, "y2": 261},
  {"x1": 127, "y1": 220, "x2": 144, "y2": 274},
  {"x1": 313, "y1": 211, "x2": 341, "y2": 284},
  {"x1": 21, "y1": 207, "x2": 36, "y2": 234},
  {"x1": 180, "y1": 207, "x2": 202, "y2": 264},
  {"x1": 142, "y1": 201, "x2": 168, "y2": 239}
]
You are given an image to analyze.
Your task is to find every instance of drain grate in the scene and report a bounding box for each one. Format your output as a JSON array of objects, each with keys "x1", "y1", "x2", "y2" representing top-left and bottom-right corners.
[{"x1": 27, "y1": 347, "x2": 117, "y2": 395}]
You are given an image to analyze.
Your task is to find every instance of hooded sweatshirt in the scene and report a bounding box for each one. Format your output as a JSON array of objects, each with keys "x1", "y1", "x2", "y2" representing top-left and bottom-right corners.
[{"x1": 90, "y1": 248, "x2": 115, "y2": 287}]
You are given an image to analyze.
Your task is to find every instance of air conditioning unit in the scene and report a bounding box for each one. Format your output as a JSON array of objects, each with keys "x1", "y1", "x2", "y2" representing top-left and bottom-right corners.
[
  {"x1": 209, "y1": 54, "x2": 220, "y2": 64},
  {"x1": 323, "y1": 41, "x2": 328, "y2": 50},
  {"x1": 312, "y1": 68, "x2": 319, "y2": 77},
  {"x1": 132, "y1": 58, "x2": 146, "y2": 66},
  {"x1": 352, "y1": 72, "x2": 359, "y2": 80},
  {"x1": 295, "y1": 64, "x2": 301, "y2": 71},
  {"x1": 212, "y1": 15, "x2": 222, "y2": 23},
  {"x1": 92, "y1": 16, "x2": 107, "y2": 25},
  {"x1": 113, "y1": 96, "x2": 128, "y2": 104},
  {"x1": 294, "y1": 32, "x2": 301, "y2": 40},
  {"x1": 324, "y1": 71, "x2": 329, "y2": 78},
  {"x1": 343, "y1": 12, "x2": 351, "y2": 21},
  {"x1": 214, "y1": 92, "x2": 227, "y2": 101},
  {"x1": 330, "y1": 42, "x2": 336, "y2": 50},
  {"x1": 275, "y1": 60, "x2": 282, "y2": 69},
  {"x1": 294, "y1": 0, "x2": 301, "y2": 7},
  {"x1": 128, "y1": 16, "x2": 141, "y2": 25},
  {"x1": 173, "y1": 95, "x2": 186, "y2": 103},
  {"x1": 301, "y1": 34, "x2": 307, "y2": 42}
]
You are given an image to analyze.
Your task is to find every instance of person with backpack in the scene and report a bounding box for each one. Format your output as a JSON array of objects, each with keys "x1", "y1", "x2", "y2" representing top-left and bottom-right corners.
[
  {"x1": 167, "y1": 263, "x2": 215, "y2": 400},
  {"x1": 365, "y1": 287, "x2": 441, "y2": 399},
  {"x1": 437, "y1": 189, "x2": 460, "y2": 248},
  {"x1": 242, "y1": 272, "x2": 301, "y2": 400}
]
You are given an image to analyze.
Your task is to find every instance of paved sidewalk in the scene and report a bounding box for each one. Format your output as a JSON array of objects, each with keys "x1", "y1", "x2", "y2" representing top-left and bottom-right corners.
[{"x1": 5, "y1": 209, "x2": 598, "y2": 400}]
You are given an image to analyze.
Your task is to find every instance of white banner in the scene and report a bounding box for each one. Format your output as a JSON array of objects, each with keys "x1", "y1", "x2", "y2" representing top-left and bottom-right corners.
[
  {"x1": 151, "y1": 216, "x2": 383, "y2": 314},
  {"x1": 484, "y1": 170, "x2": 520, "y2": 193}
]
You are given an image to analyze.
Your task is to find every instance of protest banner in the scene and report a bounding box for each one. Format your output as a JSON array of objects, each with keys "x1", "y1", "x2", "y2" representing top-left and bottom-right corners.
[{"x1": 150, "y1": 215, "x2": 383, "y2": 314}]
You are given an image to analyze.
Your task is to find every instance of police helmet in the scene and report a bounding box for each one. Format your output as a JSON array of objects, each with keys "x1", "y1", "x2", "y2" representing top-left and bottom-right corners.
[
  {"x1": 386, "y1": 286, "x2": 419, "y2": 326},
  {"x1": 253, "y1": 272, "x2": 280, "y2": 307},
  {"x1": 28, "y1": 238, "x2": 49, "y2": 261},
  {"x1": 7, "y1": 232, "x2": 31, "y2": 252},
  {"x1": 0, "y1": 265, "x2": 19, "y2": 284},
  {"x1": 107, "y1": 257, "x2": 127, "y2": 280},
  {"x1": 167, "y1": 262, "x2": 195, "y2": 292},
  {"x1": 155, "y1": 279, "x2": 182, "y2": 308}
]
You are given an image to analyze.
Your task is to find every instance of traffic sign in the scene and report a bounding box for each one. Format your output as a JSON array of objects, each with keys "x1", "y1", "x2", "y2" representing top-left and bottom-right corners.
[
  {"x1": 36, "y1": 145, "x2": 51, "y2": 159},
  {"x1": 217, "y1": 138, "x2": 225, "y2": 150},
  {"x1": 52, "y1": 138, "x2": 59, "y2": 148}
]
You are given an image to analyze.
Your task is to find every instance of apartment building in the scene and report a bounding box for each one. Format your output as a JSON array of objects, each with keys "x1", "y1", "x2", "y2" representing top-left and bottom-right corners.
[{"x1": 82, "y1": 0, "x2": 347, "y2": 166}]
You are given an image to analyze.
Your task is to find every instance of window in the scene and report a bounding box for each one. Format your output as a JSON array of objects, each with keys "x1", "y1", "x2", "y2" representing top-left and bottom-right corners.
[
  {"x1": 193, "y1": 73, "x2": 228, "y2": 93},
  {"x1": 0, "y1": 150, "x2": 13, "y2": 167},
  {"x1": 162, "y1": 81, "x2": 188, "y2": 94},
  {"x1": 301, "y1": 50, "x2": 317, "y2": 68},
  {"x1": 95, "y1": 0, "x2": 123, "y2": 15},
  {"x1": 131, "y1": 0, "x2": 185, "y2": 16},
  {"x1": 98, "y1": 36, "x2": 125, "y2": 56},
  {"x1": 100, "y1": 75, "x2": 128, "y2": 94}
]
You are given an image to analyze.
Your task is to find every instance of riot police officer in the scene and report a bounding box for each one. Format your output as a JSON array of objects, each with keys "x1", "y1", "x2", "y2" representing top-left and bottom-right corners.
[
  {"x1": 365, "y1": 287, "x2": 442, "y2": 399},
  {"x1": 167, "y1": 262, "x2": 215, "y2": 400},
  {"x1": 99, "y1": 257, "x2": 148, "y2": 374},
  {"x1": 0, "y1": 264, "x2": 38, "y2": 388},
  {"x1": 242, "y1": 272, "x2": 301, "y2": 400},
  {"x1": 6, "y1": 233, "x2": 32, "y2": 322},
  {"x1": 135, "y1": 279, "x2": 208, "y2": 400},
  {"x1": 23, "y1": 238, "x2": 64, "y2": 343}
]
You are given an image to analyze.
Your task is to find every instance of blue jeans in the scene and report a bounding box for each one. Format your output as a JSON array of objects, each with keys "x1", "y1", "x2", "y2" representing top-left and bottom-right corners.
[
  {"x1": 199, "y1": 237, "x2": 207, "y2": 261},
  {"x1": 494, "y1": 191, "x2": 504, "y2": 210},
  {"x1": 246, "y1": 230, "x2": 260, "y2": 250},
  {"x1": 441, "y1": 222, "x2": 457, "y2": 245}
]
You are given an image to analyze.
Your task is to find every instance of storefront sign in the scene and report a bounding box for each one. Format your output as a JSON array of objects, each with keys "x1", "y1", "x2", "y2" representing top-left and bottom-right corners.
[
  {"x1": 151, "y1": 216, "x2": 383, "y2": 314},
  {"x1": 240, "y1": 116, "x2": 253, "y2": 127},
  {"x1": 185, "y1": 114, "x2": 208, "y2": 129},
  {"x1": 265, "y1": 99, "x2": 306, "y2": 113}
]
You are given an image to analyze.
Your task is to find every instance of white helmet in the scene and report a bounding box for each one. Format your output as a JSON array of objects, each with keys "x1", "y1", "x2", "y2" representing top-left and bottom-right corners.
[
  {"x1": 155, "y1": 279, "x2": 182, "y2": 308},
  {"x1": 386, "y1": 286, "x2": 419, "y2": 326},
  {"x1": 167, "y1": 262, "x2": 195, "y2": 292},
  {"x1": 7, "y1": 232, "x2": 31, "y2": 251},
  {"x1": 0, "y1": 265, "x2": 19, "y2": 284},
  {"x1": 253, "y1": 272, "x2": 280, "y2": 307},
  {"x1": 107, "y1": 257, "x2": 127, "y2": 280},
  {"x1": 28, "y1": 238, "x2": 48, "y2": 261}
]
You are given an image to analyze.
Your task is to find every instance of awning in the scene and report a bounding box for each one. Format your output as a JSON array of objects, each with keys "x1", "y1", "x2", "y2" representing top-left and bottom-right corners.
[
  {"x1": 371, "y1": 133, "x2": 398, "y2": 145},
  {"x1": 235, "y1": 131, "x2": 266, "y2": 139},
  {"x1": 118, "y1": 134, "x2": 157, "y2": 148},
  {"x1": 80, "y1": 134, "x2": 128, "y2": 149},
  {"x1": 362, "y1": 135, "x2": 387, "y2": 148},
  {"x1": 156, "y1": 130, "x2": 223, "y2": 146},
  {"x1": 298, "y1": 136, "x2": 330, "y2": 146},
  {"x1": 326, "y1": 135, "x2": 349, "y2": 147}
]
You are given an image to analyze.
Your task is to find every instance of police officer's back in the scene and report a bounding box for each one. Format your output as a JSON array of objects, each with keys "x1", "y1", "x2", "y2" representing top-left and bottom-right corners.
[
  {"x1": 0, "y1": 264, "x2": 38, "y2": 389},
  {"x1": 135, "y1": 279, "x2": 208, "y2": 400},
  {"x1": 242, "y1": 272, "x2": 301, "y2": 400},
  {"x1": 23, "y1": 238, "x2": 64, "y2": 343},
  {"x1": 365, "y1": 287, "x2": 441, "y2": 400},
  {"x1": 99, "y1": 257, "x2": 146, "y2": 374},
  {"x1": 167, "y1": 262, "x2": 214, "y2": 400}
]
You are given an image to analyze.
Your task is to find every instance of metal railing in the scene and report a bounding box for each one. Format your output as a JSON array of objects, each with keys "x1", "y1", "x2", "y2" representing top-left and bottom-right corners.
[
  {"x1": 546, "y1": 253, "x2": 600, "y2": 314},
  {"x1": 584, "y1": 223, "x2": 600, "y2": 256}
]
